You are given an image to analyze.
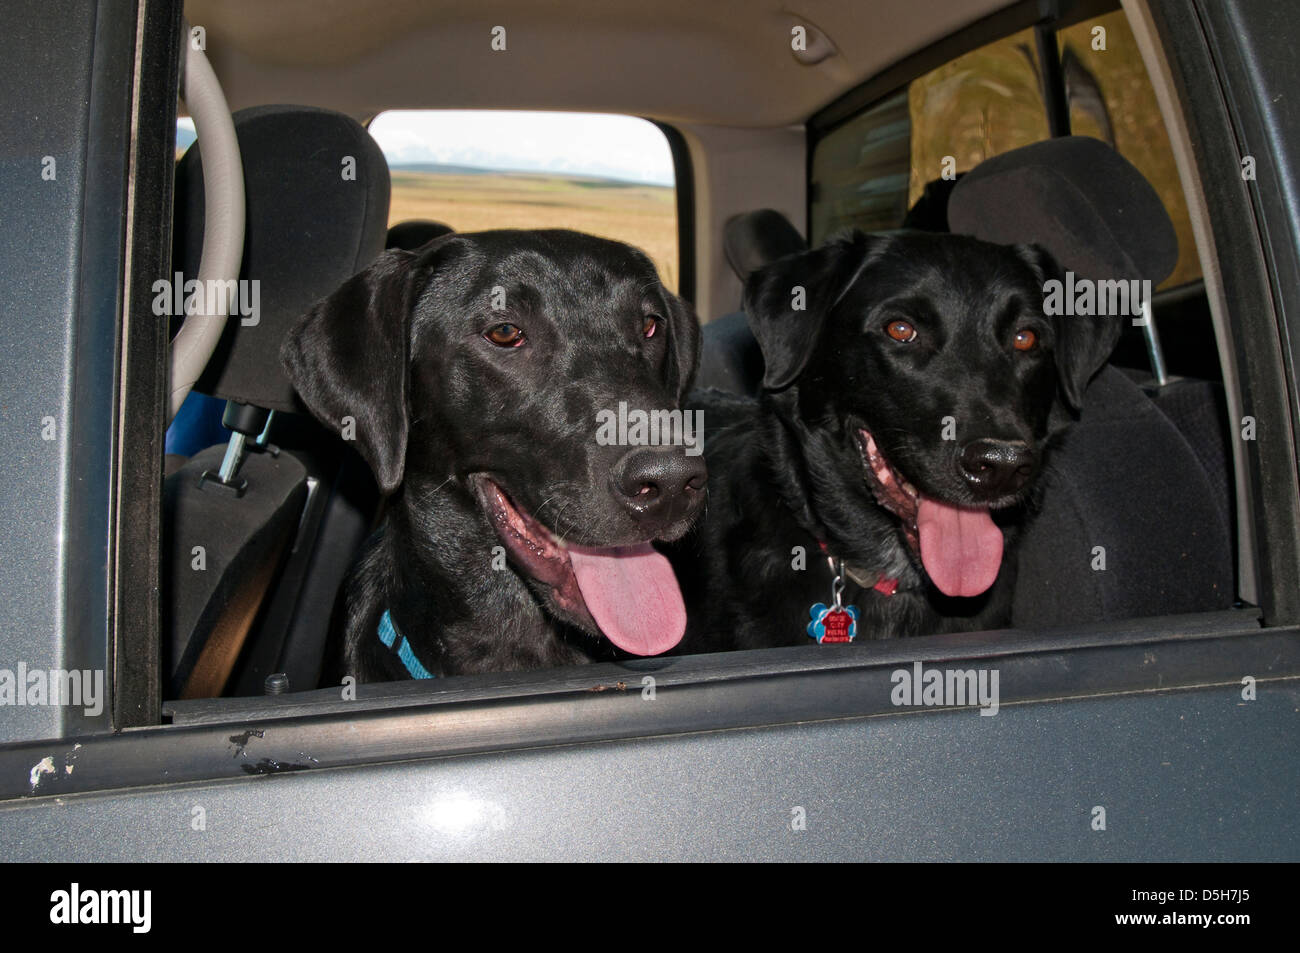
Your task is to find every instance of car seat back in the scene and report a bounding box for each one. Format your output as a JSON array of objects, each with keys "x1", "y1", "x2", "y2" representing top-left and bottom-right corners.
[{"x1": 165, "y1": 105, "x2": 390, "y2": 697}]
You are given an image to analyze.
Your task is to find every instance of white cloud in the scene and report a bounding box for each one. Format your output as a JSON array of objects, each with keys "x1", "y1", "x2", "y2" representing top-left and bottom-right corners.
[{"x1": 367, "y1": 110, "x2": 675, "y2": 186}]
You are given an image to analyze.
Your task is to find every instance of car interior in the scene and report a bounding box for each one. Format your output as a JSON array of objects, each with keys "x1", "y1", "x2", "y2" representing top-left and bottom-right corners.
[{"x1": 158, "y1": 0, "x2": 1244, "y2": 709}]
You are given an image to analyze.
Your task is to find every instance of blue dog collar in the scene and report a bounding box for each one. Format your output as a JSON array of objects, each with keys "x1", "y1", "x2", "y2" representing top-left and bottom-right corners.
[{"x1": 377, "y1": 610, "x2": 435, "y2": 679}]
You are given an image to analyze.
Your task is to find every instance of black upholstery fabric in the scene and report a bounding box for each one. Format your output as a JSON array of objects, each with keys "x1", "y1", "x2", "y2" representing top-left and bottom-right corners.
[
  {"x1": 705, "y1": 208, "x2": 804, "y2": 393},
  {"x1": 174, "y1": 105, "x2": 391, "y2": 412},
  {"x1": 902, "y1": 174, "x2": 965, "y2": 232},
  {"x1": 948, "y1": 136, "x2": 1178, "y2": 285},
  {"x1": 1150, "y1": 378, "x2": 1234, "y2": 528},
  {"x1": 162, "y1": 446, "x2": 308, "y2": 697},
  {"x1": 387, "y1": 219, "x2": 454, "y2": 251},
  {"x1": 1013, "y1": 366, "x2": 1234, "y2": 624},
  {"x1": 697, "y1": 311, "x2": 765, "y2": 395},
  {"x1": 228, "y1": 441, "x2": 378, "y2": 695},
  {"x1": 723, "y1": 208, "x2": 807, "y2": 282}
]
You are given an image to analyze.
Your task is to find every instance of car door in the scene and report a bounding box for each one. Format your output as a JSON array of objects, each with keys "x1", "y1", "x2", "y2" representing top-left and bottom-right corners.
[{"x1": 0, "y1": 0, "x2": 1296, "y2": 863}]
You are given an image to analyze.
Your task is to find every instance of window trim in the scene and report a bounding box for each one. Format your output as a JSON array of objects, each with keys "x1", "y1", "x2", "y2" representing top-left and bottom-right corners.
[
  {"x1": 114, "y1": 0, "x2": 185, "y2": 730},
  {"x1": 1140, "y1": 0, "x2": 1300, "y2": 625},
  {"x1": 1034, "y1": 21, "x2": 1073, "y2": 136},
  {"x1": 652, "y1": 120, "x2": 696, "y2": 307},
  {"x1": 4, "y1": 608, "x2": 1291, "y2": 801}
]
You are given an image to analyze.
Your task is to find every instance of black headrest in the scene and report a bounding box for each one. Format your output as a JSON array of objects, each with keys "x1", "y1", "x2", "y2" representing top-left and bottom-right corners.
[
  {"x1": 948, "y1": 136, "x2": 1177, "y2": 285},
  {"x1": 174, "y1": 104, "x2": 391, "y2": 412},
  {"x1": 901, "y1": 173, "x2": 965, "y2": 232},
  {"x1": 387, "y1": 219, "x2": 455, "y2": 251},
  {"x1": 723, "y1": 208, "x2": 808, "y2": 282}
]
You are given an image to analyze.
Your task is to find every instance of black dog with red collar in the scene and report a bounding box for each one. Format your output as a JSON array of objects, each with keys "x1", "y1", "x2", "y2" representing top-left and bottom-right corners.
[{"x1": 669, "y1": 230, "x2": 1121, "y2": 650}]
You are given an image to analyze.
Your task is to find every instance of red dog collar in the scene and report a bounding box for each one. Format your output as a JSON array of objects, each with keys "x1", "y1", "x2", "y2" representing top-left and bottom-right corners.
[{"x1": 816, "y1": 540, "x2": 898, "y2": 596}]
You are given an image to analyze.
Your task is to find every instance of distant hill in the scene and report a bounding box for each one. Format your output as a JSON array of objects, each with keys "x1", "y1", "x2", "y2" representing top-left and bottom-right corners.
[
  {"x1": 390, "y1": 162, "x2": 664, "y2": 188},
  {"x1": 390, "y1": 162, "x2": 507, "y2": 176},
  {"x1": 387, "y1": 159, "x2": 678, "y2": 290}
]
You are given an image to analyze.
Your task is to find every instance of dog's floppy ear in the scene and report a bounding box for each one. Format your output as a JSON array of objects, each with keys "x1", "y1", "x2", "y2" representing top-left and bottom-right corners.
[
  {"x1": 664, "y1": 291, "x2": 702, "y2": 402},
  {"x1": 743, "y1": 231, "x2": 880, "y2": 391},
  {"x1": 280, "y1": 247, "x2": 433, "y2": 494},
  {"x1": 1017, "y1": 243, "x2": 1124, "y2": 413}
]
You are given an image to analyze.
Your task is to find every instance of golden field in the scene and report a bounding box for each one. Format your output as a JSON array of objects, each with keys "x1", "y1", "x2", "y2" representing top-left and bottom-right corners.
[{"x1": 387, "y1": 169, "x2": 678, "y2": 292}]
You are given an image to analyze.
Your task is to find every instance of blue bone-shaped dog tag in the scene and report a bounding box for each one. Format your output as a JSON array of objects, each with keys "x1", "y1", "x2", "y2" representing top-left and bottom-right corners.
[{"x1": 807, "y1": 603, "x2": 859, "y2": 643}]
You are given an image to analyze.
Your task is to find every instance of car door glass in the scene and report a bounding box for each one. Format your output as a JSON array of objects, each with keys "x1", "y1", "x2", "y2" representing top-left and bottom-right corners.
[
  {"x1": 369, "y1": 110, "x2": 679, "y2": 292},
  {"x1": 811, "y1": 28, "x2": 1048, "y2": 243},
  {"x1": 1058, "y1": 10, "x2": 1202, "y2": 288}
]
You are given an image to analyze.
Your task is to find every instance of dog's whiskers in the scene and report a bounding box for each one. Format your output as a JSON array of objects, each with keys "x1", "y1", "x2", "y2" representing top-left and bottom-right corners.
[{"x1": 426, "y1": 475, "x2": 455, "y2": 495}]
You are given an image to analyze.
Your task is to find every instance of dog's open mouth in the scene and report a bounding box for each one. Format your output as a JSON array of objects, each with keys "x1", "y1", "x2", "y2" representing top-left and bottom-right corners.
[
  {"x1": 469, "y1": 475, "x2": 685, "y2": 656},
  {"x1": 853, "y1": 428, "x2": 1004, "y2": 599}
]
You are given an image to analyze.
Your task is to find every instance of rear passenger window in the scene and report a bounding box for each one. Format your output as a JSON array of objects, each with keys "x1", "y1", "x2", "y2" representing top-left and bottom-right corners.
[
  {"x1": 1057, "y1": 11, "x2": 1201, "y2": 288},
  {"x1": 906, "y1": 27, "x2": 1050, "y2": 212},
  {"x1": 811, "y1": 27, "x2": 1048, "y2": 243},
  {"x1": 811, "y1": 9, "x2": 1202, "y2": 291},
  {"x1": 368, "y1": 110, "x2": 680, "y2": 292}
]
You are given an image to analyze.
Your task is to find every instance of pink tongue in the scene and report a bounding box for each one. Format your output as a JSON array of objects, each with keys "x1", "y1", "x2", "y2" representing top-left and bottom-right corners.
[
  {"x1": 567, "y1": 543, "x2": 686, "y2": 656},
  {"x1": 917, "y1": 496, "x2": 1004, "y2": 598}
]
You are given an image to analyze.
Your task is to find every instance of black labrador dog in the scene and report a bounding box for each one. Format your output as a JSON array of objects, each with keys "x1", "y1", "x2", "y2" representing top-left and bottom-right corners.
[
  {"x1": 282, "y1": 230, "x2": 705, "y2": 681},
  {"x1": 672, "y1": 230, "x2": 1121, "y2": 651}
]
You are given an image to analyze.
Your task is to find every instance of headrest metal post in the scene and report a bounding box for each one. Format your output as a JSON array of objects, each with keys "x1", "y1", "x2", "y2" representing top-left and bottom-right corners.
[
  {"x1": 217, "y1": 432, "x2": 248, "y2": 485},
  {"x1": 1139, "y1": 299, "x2": 1169, "y2": 388}
]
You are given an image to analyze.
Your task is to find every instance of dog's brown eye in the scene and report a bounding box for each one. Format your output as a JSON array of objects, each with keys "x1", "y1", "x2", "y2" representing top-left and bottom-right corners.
[
  {"x1": 485, "y1": 323, "x2": 524, "y2": 347},
  {"x1": 1013, "y1": 329, "x2": 1037, "y2": 352},
  {"x1": 643, "y1": 315, "x2": 659, "y2": 338},
  {"x1": 885, "y1": 320, "x2": 917, "y2": 343}
]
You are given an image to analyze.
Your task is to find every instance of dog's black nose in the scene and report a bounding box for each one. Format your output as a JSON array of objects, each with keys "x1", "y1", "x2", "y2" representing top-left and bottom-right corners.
[
  {"x1": 613, "y1": 448, "x2": 706, "y2": 527},
  {"x1": 959, "y1": 439, "x2": 1036, "y2": 496}
]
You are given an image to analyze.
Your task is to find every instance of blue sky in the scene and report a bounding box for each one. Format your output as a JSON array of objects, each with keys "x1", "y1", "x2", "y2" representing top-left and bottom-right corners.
[{"x1": 178, "y1": 111, "x2": 675, "y2": 186}]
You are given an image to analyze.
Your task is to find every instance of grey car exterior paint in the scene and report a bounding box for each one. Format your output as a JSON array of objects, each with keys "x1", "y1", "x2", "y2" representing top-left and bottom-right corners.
[
  {"x1": 0, "y1": 2, "x2": 119, "y2": 743},
  {"x1": 2, "y1": 684, "x2": 1296, "y2": 861}
]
